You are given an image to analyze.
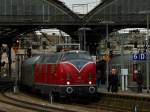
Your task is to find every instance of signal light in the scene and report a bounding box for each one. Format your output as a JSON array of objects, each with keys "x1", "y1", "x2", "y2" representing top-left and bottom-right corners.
[
  {"x1": 16, "y1": 39, "x2": 19, "y2": 43},
  {"x1": 15, "y1": 39, "x2": 20, "y2": 46}
]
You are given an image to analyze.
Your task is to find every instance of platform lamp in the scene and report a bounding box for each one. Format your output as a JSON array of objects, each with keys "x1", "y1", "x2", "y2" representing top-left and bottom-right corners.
[
  {"x1": 78, "y1": 27, "x2": 91, "y2": 51},
  {"x1": 139, "y1": 10, "x2": 150, "y2": 93},
  {"x1": 99, "y1": 20, "x2": 114, "y2": 87}
]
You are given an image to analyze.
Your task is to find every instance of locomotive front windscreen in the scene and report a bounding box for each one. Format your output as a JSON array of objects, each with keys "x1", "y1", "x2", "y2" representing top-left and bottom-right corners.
[{"x1": 62, "y1": 51, "x2": 92, "y2": 61}]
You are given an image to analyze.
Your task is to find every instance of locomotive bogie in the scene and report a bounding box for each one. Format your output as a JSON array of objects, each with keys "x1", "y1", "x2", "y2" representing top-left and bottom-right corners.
[{"x1": 34, "y1": 84, "x2": 97, "y2": 97}]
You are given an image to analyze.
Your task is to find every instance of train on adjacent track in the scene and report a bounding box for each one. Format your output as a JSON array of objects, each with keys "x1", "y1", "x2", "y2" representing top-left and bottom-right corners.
[{"x1": 20, "y1": 50, "x2": 97, "y2": 99}]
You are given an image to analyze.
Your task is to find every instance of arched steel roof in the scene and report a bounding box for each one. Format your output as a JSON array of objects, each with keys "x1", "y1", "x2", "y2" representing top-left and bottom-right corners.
[
  {"x1": 1, "y1": 0, "x2": 150, "y2": 44},
  {"x1": 0, "y1": 0, "x2": 81, "y2": 25},
  {"x1": 84, "y1": 0, "x2": 150, "y2": 26},
  {"x1": 49, "y1": 0, "x2": 81, "y2": 21},
  {"x1": 0, "y1": 0, "x2": 82, "y2": 43}
]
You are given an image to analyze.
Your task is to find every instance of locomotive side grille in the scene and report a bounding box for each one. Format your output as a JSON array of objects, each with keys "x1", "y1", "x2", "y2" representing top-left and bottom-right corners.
[
  {"x1": 47, "y1": 65, "x2": 51, "y2": 72},
  {"x1": 51, "y1": 65, "x2": 57, "y2": 74},
  {"x1": 47, "y1": 64, "x2": 57, "y2": 75},
  {"x1": 39, "y1": 64, "x2": 42, "y2": 75}
]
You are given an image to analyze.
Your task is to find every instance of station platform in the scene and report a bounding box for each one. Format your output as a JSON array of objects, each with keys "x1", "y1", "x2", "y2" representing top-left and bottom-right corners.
[
  {"x1": 97, "y1": 86, "x2": 150, "y2": 112},
  {"x1": 97, "y1": 85, "x2": 150, "y2": 98}
]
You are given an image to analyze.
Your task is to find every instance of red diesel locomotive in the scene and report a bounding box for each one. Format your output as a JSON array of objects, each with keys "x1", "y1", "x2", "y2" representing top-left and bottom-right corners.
[{"x1": 21, "y1": 50, "x2": 97, "y2": 98}]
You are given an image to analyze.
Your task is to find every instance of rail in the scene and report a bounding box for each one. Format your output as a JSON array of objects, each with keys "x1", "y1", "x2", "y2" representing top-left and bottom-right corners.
[{"x1": 0, "y1": 85, "x2": 76, "y2": 112}]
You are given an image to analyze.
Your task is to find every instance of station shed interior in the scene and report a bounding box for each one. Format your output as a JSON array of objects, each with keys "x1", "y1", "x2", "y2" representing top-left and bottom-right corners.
[{"x1": 0, "y1": 0, "x2": 150, "y2": 87}]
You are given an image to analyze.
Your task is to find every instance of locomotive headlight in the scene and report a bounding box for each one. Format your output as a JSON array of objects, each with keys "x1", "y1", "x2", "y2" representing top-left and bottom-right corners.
[
  {"x1": 89, "y1": 81, "x2": 92, "y2": 85},
  {"x1": 67, "y1": 81, "x2": 70, "y2": 85}
]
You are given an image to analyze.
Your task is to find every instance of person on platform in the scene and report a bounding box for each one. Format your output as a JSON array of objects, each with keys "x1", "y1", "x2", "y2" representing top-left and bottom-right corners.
[
  {"x1": 108, "y1": 71, "x2": 112, "y2": 92},
  {"x1": 96, "y1": 70, "x2": 101, "y2": 87},
  {"x1": 96, "y1": 58, "x2": 102, "y2": 87},
  {"x1": 108, "y1": 69, "x2": 119, "y2": 93},
  {"x1": 136, "y1": 70, "x2": 143, "y2": 93},
  {"x1": 111, "y1": 69, "x2": 119, "y2": 93}
]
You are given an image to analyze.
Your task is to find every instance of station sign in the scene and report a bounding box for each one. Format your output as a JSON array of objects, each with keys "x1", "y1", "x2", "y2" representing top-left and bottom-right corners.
[{"x1": 133, "y1": 53, "x2": 146, "y2": 60}]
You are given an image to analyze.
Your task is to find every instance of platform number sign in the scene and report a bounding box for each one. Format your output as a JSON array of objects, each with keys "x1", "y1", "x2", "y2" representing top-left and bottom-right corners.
[{"x1": 133, "y1": 53, "x2": 146, "y2": 60}]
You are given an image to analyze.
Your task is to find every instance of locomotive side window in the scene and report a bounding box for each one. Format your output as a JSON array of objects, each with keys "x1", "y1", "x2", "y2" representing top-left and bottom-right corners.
[
  {"x1": 43, "y1": 54, "x2": 60, "y2": 63},
  {"x1": 24, "y1": 56, "x2": 40, "y2": 64},
  {"x1": 62, "y1": 51, "x2": 92, "y2": 61},
  {"x1": 37, "y1": 54, "x2": 60, "y2": 64},
  {"x1": 36, "y1": 56, "x2": 45, "y2": 64}
]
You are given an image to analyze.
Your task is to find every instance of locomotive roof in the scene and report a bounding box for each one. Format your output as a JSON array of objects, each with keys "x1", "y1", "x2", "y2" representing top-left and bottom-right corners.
[
  {"x1": 66, "y1": 50, "x2": 87, "y2": 53},
  {"x1": 59, "y1": 50, "x2": 88, "y2": 54},
  {"x1": 23, "y1": 50, "x2": 91, "y2": 65}
]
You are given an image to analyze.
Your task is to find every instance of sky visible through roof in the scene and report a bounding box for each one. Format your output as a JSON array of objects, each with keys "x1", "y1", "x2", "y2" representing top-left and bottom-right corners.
[{"x1": 59, "y1": 0, "x2": 102, "y2": 14}]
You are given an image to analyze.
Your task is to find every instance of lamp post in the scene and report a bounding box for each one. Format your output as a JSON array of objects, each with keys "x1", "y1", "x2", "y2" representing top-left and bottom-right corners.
[
  {"x1": 78, "y1": 27, "x2": 91, "y2": 51},
  {"x1": 106, "y1": 23, "x2": 109, "y2": 87},
  {"x1": 146, "y1": 13, "x2": 149, "y2": 93},
  {"x1": 99, "y1": 20, "x2": 114, "y2": 87},
  {"x1": 120, "y1": 29, "x2": 125, "y2": 91},
  {"x1": 139, "y1": 11, "x2": 150, "y2": 93}
]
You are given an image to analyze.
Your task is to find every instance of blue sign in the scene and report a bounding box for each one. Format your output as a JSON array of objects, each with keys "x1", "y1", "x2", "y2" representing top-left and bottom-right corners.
[{"x1": 133, "y1": 53, "x2": 146, "y2": 60}]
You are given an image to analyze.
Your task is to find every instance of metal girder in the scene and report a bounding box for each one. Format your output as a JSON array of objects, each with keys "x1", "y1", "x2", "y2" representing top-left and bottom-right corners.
[
  {"x1": 0, "y1": 0, "x2": 81, "y2": 25},
  {"x1": 1, "y1": 0, "x2": 150, "y2": 45},
  {"x1": 0, "y1": 0, "x2": 82, "y2": 43},
  {"x1": 84, "y1": 0, "x2": 150, "y2": 26}
]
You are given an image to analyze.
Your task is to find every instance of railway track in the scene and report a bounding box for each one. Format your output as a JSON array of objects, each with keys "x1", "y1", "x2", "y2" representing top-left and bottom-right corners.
[
  {"x1": 61, "y1": 96, "x2": 131, "y2": 112},
  {"x1": 1, "y1": 84, "x2": 149, "y2": 112},
  {"x1": 2, "y1": 90, "x2": 128, "y2": 112},
  {"x1": 0, "y1": 82, "x2": 78, "y2": 112},
  {"x1": 0, "y1": 92, "x2": 78, "y2": 112},
  {"x1": 2, "y1": 92, "x2": 135, "y2": 112}
]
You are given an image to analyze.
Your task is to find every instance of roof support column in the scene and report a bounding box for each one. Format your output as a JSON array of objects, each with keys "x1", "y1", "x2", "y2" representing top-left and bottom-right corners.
[{"x1": 7, "y1": 44, "x2": 12, "y2": 78}]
